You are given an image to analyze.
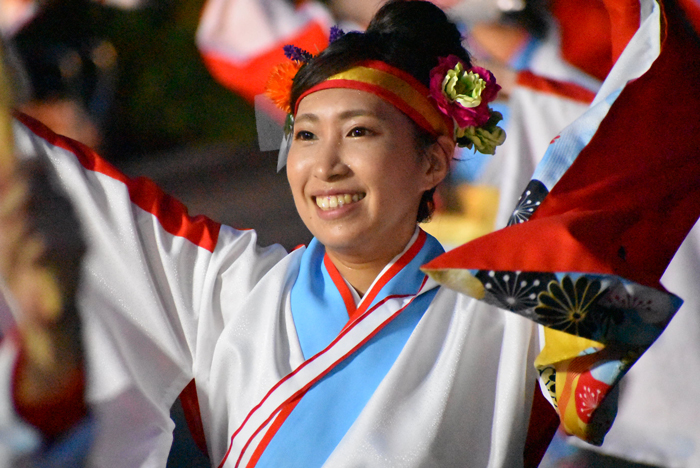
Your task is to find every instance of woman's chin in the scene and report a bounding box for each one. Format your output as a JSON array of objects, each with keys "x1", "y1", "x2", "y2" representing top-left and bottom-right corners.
[{"x1": 314, "y1": 231, "x2": 366, "y2": 256}]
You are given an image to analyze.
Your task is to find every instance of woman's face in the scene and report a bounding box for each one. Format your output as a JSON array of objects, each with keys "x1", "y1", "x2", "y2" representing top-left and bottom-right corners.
[{"x1": 287, "y1": 88, "x2": 439, "y2": 262}]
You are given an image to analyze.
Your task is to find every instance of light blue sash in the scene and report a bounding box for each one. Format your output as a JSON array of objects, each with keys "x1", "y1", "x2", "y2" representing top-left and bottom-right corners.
[{"x1": 256, "y1": 233, "x2": 443, "y2": 467}]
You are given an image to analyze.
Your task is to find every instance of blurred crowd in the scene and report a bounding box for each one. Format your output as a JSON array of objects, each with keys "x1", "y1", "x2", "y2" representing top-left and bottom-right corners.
[{"x1": 1, "y1": 0, "x2": 700, "y2": 467}]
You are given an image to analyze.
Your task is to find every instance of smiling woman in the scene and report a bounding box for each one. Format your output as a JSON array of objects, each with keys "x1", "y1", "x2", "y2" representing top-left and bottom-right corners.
[
  {"x1": 0, "y1": 2, "x2": 563, "y2": 468},
  {"x1": 280, "y1": 4, "x2": 502, "y2": 297},
  {"x1": 287, "y1": 89, "x2": 449, "y2": 294}
]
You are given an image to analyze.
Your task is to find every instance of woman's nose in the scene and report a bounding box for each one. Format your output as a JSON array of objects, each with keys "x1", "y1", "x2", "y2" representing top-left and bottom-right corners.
[{"x1": 314, "y1": 140, "x2": 349, "y2": 181}]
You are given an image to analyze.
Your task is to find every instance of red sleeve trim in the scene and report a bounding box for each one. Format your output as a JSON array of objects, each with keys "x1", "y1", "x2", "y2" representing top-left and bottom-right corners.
[
  {"x1": 15, "y1": 113, "x2": 221, "y2": 253},
  {"x1": 516, "y1": 71, "x2": 596, "y2": 104}
]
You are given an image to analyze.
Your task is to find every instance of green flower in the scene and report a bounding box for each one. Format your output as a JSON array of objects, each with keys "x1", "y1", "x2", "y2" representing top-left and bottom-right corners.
[
  {"x1": 455, "y1": 111, "x2": 506, "y2": 155},
  {"x1": 429, "y1": 55, "x2": 504, "y2": 153},
  {"x1": 442, "y1": 62, "x2": 487, "y2": 109}
]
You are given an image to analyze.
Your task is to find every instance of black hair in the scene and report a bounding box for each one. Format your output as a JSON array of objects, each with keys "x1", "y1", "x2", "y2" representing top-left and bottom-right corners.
[{"x1": 290, "y1": 0, "x2": 470, "y2": 222}]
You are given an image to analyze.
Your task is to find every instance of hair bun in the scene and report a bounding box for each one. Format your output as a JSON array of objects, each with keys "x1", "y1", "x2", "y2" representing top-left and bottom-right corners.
[
  {"x1": 365, "y1": 0, "x2": 469, "y2": 85},
  {"x1": 290, "y1": 0, "x2": 470, "y2": 108},
  {"x1": 367, "y1": 0, "x2": 454, "y2": 39}
]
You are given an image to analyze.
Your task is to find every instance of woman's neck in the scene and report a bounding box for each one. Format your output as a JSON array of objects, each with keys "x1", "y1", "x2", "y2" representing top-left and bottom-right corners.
[
  {"x1": 325, "y1": 229, "x2": 418, "y2": 296},
  {"x1": 325, "y1": 253, "x2": 386, "y2": 297}
]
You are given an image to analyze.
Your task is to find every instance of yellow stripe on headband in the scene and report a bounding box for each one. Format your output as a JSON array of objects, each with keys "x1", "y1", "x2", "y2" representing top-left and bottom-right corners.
[{"x1": 300, "y1": 62, "x2": 452, "y2": 138}]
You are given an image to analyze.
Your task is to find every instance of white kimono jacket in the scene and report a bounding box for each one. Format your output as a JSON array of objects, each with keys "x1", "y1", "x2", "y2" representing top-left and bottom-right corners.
[{"x1": 0, "y1": 115, "x2": 540, "y2": 468}]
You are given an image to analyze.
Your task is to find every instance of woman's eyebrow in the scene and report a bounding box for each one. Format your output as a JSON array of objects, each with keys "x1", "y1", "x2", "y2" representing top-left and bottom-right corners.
[
  {"x1": 294, "y1": 113, "x2": 319, "y2": 124},
  {"x1": 295, "y1": 109, "x2": 383, "y2": 124},
  {"x1": 338, "y1": 109, "x2": 380, "y2": 121}
]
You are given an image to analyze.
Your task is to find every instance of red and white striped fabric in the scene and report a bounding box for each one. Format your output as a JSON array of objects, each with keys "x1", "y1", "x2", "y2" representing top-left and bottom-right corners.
[{"x1": 196, "y1": 0, "x2": 333, "y2": 104}]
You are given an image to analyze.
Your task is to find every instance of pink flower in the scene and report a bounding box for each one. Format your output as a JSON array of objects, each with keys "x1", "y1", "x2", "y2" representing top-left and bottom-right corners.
[{"x1": 429, "y1": 55, "x2": 501, "y2": 128}]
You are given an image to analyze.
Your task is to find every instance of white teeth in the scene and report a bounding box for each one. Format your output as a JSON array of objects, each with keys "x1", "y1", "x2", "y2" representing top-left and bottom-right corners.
[{"x1": 315, "y1": 193, "x2": 365, "y2": 210}]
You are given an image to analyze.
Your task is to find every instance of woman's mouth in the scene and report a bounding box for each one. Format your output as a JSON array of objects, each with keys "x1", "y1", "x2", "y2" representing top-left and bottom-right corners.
[{"x1": 314, "y1": 193, "x2": 366, "y2": 211}]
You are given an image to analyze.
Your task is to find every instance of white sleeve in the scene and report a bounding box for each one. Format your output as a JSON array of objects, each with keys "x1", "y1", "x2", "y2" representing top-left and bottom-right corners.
[{"x1": 12, "y1": 115, "x2": 289, "y2": 409}]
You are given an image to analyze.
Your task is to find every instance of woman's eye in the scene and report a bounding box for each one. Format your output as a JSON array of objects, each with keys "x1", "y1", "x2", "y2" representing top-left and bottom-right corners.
[
  {"x1": 295, "y1": 130, "x2": 316, "y2": 141},
  {"x1": 348, "y1": 127, "x2": 372, "y2": 137}
]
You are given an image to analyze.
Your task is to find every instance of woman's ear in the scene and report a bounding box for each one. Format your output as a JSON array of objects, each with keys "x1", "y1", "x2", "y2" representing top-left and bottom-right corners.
[{"x1": 424, "y1": 135, "x2": 455, "y2": 189}]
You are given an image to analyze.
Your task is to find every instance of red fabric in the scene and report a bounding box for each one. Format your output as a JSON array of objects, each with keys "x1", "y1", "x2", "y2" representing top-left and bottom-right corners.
[
  {"x1": 551, "y1": 0, "x2": 641, "y2": 81},
  {"x1": 551, "y1": 0, "x2": 613, "y2": 81},
  {"x1": 523, "y1": 384, "x2": 560, "y2": 468},
  {"x1": 12, "y1": 340, "x2": 87, "y2": 441},
  {"x1": 324, "y1": 254, "x2": 358, "y2": 319},
  {"x1": 678, "y1": 0, "x2": 700, "y2": 34},
  {"x1": 516, "y1": 71, "x2": 596, "y2": 104},
  {"x1": 179, "y1": 379, "x2": 209, "y2": 456},
  {"x1": 201, "y1": 22, "x2": 328, "y2": 103},
  {"x1": 423, "y1": 0, "x2": 700, "y2": 292},
  {"x1": 603, "y1": 0, "x2": 642, "y2": 63}
]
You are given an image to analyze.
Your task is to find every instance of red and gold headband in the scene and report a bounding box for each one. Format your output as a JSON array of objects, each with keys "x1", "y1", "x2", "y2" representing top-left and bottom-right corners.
[
  {"x1": 265, "y1": 43, "x2": 506, "y2": 157},
  {"x1": 295, "y1": 60, "x2": 452, "y2": 140}
]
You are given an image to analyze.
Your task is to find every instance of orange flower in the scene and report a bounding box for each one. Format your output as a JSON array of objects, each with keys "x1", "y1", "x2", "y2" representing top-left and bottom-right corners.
[{"x1": 265, "y1": 61, "x2": 303, "y2": 114}]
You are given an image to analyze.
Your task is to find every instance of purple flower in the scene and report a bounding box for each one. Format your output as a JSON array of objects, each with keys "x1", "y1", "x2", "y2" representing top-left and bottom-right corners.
[
  {"x1": 283, "y1": 45, "x2": 313, "y2": 63},
  {"x1": 329, "y1": 25, "x2": 345, "y2": 43}
]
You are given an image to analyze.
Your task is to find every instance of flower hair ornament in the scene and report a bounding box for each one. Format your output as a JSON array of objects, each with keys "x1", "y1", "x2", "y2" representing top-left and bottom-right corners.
[
  {"x1": 263, "y1": 43, "x2": 315, "y2": 171},
  {"x1": 263, "y1": 30, "x2": 505, "y2": 170},
  {"x1": 265, "y1": 26, "x2": 345, "y2": 113},
  {"x1": 429, "y1": 55, "x2": 506, "y2": 155}
]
